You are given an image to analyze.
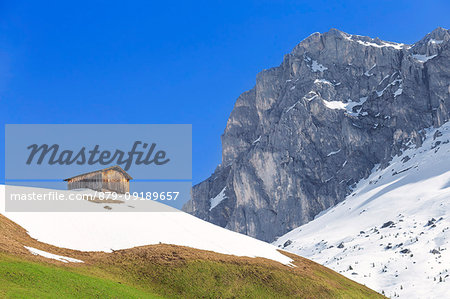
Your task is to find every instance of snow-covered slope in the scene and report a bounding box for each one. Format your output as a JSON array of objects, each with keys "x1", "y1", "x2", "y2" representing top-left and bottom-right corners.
[
  {"x1": 0, "y1": 186, "x2": 292, "y2": 265},
  {"x1": 274, "y1": 122, "x2": 450, "y2": 298}
]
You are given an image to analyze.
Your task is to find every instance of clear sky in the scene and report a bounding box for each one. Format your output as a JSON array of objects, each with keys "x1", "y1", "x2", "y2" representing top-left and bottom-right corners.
[{"x1": 0, "y1": 0, "x2": 449, "y2": 185}]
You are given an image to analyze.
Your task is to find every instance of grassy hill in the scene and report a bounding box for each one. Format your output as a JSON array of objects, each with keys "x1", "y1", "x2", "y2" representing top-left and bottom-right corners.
[
  {"x1": 0, "y1": 253, "x2": 161, "y2": 298},
  {"x1": 0, "y1": 215, "x2": 384, "y2": 298}
]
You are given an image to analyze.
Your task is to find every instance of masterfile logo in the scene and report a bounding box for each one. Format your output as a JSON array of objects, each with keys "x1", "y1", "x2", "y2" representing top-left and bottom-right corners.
[
  {"x1": 6, "y1": 124, "x2": 191, "y2": 180},
  {"x1": 26, "y1": 141, "x2": 171, "y2": 171},
  {"x1": 4, "y1": 124, "x2": 192, "y2": 212}
]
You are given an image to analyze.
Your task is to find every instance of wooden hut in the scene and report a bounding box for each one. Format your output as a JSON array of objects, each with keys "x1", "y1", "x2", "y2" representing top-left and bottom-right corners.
[{"x1": 64, "y1": 166, "x2": 132, "y2": 194}]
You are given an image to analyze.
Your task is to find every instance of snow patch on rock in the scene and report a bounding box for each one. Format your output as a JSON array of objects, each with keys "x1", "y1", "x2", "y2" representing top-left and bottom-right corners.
[{"x1": 210, "y1": 187, "x2": 227, "y2": 211}]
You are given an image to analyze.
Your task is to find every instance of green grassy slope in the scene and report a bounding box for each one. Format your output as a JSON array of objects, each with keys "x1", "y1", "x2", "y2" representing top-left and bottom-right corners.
[
  {"x1": 0, "y1": 254, "x2": 160, "y2": 298},
  {"x1": 91, "y1": 247, "x2": 383, "y2": 299},
  {"x1": 0, "y1": 214, "x2": 384, "y2": 298},
  {"x1": 0, "y1": 249, "x2": 383, "y2": 299}
]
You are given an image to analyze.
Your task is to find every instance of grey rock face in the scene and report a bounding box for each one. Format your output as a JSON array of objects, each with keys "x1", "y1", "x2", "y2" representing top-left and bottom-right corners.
[{"x1": 183, "y1": 28, "x2": 450, "y2": 242}]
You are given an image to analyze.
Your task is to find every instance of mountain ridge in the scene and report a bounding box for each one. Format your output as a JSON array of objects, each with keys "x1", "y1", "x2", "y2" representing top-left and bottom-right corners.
[{"x1": 184, "y1": 27, "x2": 450, "y2": 242}]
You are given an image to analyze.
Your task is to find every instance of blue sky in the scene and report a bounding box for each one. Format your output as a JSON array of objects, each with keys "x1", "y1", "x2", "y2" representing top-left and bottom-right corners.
[{"x1": 1, "y1": 0, "x2": 449, "y2": 185}]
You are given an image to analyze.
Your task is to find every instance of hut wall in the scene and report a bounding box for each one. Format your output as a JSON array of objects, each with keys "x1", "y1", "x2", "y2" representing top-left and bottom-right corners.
[
  {"x1": 101, "y1": 169, "x2": 129, "y2": 194},
  {"x1": 67, "y1": 172, "x2": 102, "y2": 192}
]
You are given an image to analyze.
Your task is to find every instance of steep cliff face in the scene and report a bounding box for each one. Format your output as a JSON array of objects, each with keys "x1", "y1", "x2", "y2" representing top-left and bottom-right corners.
[{"x1": 183, "y1": 28, "x2": 450, "y2": 242}]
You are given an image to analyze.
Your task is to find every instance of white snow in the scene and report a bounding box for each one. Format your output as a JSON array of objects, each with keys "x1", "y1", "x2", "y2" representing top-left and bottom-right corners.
[
  {"x1": 286, "y1": 100, "x2": 301, "y2": 113},
  {"x1": 275, "y1": 122, "x2": 450, "y2": 297},
  {"x1": 303, "y1": 55, "x2": 327, "y2": 73},
  {"x1": 253, "y1": 136, "x2": 261, "y2": 144},
  {"x1": 311, "y1": 60, "x2": 328, "y2": 73},
  {"x1": 342, "y1": 33, "x2": 405, "y2": 50},
  {"x1": 412, "y1": 54, "x2": 437, "y2": 63},
  {"x1": 304, "y1": 92, "x2": 318, "y2": 102},
  {"x1": 323, "y1": 100, "x2": 347, "y2": 110},
  {"x1": 210, "y1": 187, "x2": 227, "y2": 211},
  {"x1": 364, "y1": 64, "x2": 377, "y2": 76},
  {"x1": 327, "y1": 149, "x2": 341, "y2": 157},
  {"x1": 376, "y1": 78, "x2": 402, "y2": 97},
  {"x1": 25, "y1": 246, "x2": 83, "y2": 263},
  {"x1": 354, "y1": 39, "x2": 405, "y2": 50},
  {"x1": 0, "y1": 187, "x2": 292, "y2": 265},
  {"x1": 346, "y1": 97, "x2": 368, "y2": 115},
  {"x1": 286, "y1": 92, "x2": 318, "y2": 113},
  {"x1": 428, "y1": 39, "x2": 444, "y2": 45},
  {"x1": 394, "y1": 88, "x2": 403, "y2": 97},
  {"x1": 314, "y1": 79, "x2": 333, "y2": 85},
  {"x1": 323, "y1": 96, "x2": 368, "y2": 116}
]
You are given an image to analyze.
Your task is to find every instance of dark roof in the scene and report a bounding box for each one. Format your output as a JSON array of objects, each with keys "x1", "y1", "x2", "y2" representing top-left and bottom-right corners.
[{"x1": 64, "y1": 165, "x2": 133, "y2": 181}]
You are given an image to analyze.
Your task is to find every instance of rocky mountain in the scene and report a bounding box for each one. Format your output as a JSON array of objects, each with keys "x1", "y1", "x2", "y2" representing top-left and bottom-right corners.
[{"x1": 183, "y1": 27, "x2": 450, "y2": 242}]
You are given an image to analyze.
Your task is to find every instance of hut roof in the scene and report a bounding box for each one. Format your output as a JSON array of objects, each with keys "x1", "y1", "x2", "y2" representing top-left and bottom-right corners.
[{"x1": 64, "y1": 165, "x2": 133, "y2": 181}]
